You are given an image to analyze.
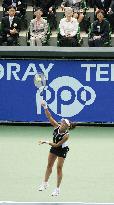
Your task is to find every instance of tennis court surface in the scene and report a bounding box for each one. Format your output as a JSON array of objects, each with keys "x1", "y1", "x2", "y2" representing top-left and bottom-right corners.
[{"x1": 0, "y1": 125, "x2": 114, "y2": 202}]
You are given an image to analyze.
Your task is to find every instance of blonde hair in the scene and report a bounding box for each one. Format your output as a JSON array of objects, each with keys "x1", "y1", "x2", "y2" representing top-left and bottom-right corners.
[{"x1": 65, "y1": 7, "x2": 73, "y2": 16}]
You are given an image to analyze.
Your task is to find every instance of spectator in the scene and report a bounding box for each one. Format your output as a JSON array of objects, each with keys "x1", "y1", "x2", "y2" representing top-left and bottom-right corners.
[
  {"x1": 107, "y1": 0, "x2": 114, "y2": 32},
  {"x1": 73, "y1": 9, "x2": 84, "y2": 24},
  {"x1": 2, "y1": 0, "x2": 27, "y2": 17},
  {"x1": 33, "y1": 0, "x2": 57, "y2": 30},
  {"x1": 61, "y1": 0, "x2": 91, "y2": 33},
  {"x1": 58, "y1": 7, "x2": 79, "y2": 46},
  {"x1": 1, "y1": 6, "x2": 21, "y2": 46},
  {"x1": 29, "y1": 7, "x2": 48, "y2": 46},
  {"x1": 88, "y1": 9, "x2": 110, "y2": 47},
  {"x1": 93, "y1": 0, "x2": 111, "y2": 16},
  {"x1": 61, "y1": 0, "x2": 85, "y2": 23}
]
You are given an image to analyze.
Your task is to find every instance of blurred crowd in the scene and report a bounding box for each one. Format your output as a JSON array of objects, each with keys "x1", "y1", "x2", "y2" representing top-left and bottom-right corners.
[{"x1": 0, "y1": 0, "x2": 114, "y2": 47}]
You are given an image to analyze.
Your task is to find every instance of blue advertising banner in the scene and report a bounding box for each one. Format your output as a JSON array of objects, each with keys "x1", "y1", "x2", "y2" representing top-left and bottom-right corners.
[{"x1": 0, "y1": 59, "x2": 114, "y2": 122}]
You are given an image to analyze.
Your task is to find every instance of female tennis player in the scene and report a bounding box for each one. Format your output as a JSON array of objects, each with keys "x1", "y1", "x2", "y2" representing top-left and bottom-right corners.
[{"x1": 38, "y1": 100, "x2": 76, "y2": 196}]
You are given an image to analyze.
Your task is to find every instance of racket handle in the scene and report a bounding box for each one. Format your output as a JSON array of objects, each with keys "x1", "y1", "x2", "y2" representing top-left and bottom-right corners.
[
  {"x1": 41, "y1": 100, "x2": 48, "y2": 109},
  {"x1": 44, "y1": 101, "x2": 48, "y2": 109}
]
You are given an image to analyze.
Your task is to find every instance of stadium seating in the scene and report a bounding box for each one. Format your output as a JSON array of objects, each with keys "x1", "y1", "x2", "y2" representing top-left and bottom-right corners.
[{"x1": 0, "y1": 0, "x2": 114, "y2": 46}]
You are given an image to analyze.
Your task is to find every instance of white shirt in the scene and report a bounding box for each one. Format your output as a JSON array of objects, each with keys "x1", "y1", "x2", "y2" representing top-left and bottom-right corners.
[
  {"x1": 9, "y1": 16, "x2": 14, "y2": 27},
  {"x1": 59, "y1": 17, "x2": 79, "y2": 37}
]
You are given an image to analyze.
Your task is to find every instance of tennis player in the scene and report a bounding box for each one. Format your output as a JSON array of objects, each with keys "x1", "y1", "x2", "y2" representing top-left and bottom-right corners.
[{"x1": 38, "y1": 100, "x2": 76, "y2": 196}]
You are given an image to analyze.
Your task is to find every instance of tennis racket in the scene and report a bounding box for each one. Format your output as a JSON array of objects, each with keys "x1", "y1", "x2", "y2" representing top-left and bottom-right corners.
[{"x1": 34, "y1": 72, "x2": 46, "y2": 96}]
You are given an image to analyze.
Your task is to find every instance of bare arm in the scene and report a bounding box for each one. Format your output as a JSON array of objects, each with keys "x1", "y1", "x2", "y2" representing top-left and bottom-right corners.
[
  {"x1": 39, "y1": 134, "x2": 69, "y2": 147},
  {"x1": 41, "y1": 100, "x2": 59, "y2": 128}
]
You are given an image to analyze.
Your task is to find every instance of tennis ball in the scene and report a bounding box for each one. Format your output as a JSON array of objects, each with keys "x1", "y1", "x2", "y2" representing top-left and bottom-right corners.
[{"x1": 37, "y1": 77, "x2": 42, "y2": 81}]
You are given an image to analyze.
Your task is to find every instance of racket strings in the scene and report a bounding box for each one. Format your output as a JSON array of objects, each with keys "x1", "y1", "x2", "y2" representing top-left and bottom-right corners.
[{"x1": 34, "y1": 73, "x2": 46, "y2": 89}]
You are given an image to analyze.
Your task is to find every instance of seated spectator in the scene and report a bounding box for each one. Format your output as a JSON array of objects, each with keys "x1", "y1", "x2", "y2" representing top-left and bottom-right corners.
[
  {"x1": 33, "y1": 0, "x2": 57, "y2": 30},
  {"x1": 1, "y1": 6, "x2": 21, "y2": 46},
  {"x1": 93, "y1": 0, "x2": 111, "y2": 17},
  {"x1": 58, "y1": 7, "x2": 79, "y2": 46},
  {"x1": 61, "y1": 0, "x2": 91, "y2": 33},
  {"x1": 73, "y1": 8, "x2": 84, "y2": 24},
  {"x1": 61, "y1": 0, "x2": 85, "y2": 23},
  {"x1": 88, "y1": 10, "x2": 110, "y2": 47},
  {"x1": 29, "y1": 7, "x2": 48, "y2": 46},
  {"x1": 2, "y1": 0, "x2": 27, "y2": 17},
  {"x1": 107, "y1": 0, "x2": 114, "y2": 32}
]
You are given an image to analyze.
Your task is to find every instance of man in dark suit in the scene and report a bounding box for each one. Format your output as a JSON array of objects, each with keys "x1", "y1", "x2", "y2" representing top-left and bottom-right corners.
[
  {"x1": 2, "y1": 0, "x2": 27, "y2": 16},
  {"x1": 88, "y1": 9, "x2": 110, "y2": 47},
  {"x1": 93, "y1": 0, "x2": 111, "y2": 15},
  {"x1": 1, "y1": 6, "x2": 21, "y2": 45},
  {"x1": 33, "y1": 0, "x2": 57, "y2": 29},
  {"x1": 107, "y1": 0, "x2": 114, "y2": 32}
]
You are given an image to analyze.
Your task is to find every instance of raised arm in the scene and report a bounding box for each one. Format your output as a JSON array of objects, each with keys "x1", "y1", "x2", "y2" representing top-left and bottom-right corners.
[{"x1": 41, "y1": 100, "x2": 59, "y2": 128}]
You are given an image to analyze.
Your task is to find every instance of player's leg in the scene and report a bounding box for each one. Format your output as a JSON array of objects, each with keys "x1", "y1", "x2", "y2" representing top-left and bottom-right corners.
[
  {"x1": 44, "y1": 152, "x2": 57, "y2": 182},
  {"x1": 52, "y1": 156, "x2": 65, "y2": 196},
  {"x1": 57, "y1": 157, "x2": 65, "y2": 187},
  {"x1": 39, "y1": 152, "x2": 57, "y2": 191}
]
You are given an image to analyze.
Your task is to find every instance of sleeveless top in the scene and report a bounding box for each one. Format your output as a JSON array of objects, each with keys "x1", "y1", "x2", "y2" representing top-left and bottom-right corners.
[{"x1": 53, "y1": 126, "x2": 69, "y2": 148}]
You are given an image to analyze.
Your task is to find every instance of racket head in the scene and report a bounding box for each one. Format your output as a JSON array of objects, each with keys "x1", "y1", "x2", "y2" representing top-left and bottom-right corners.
[{"x1": 34, "y1": 72, "x2": 46, "y2": 89}]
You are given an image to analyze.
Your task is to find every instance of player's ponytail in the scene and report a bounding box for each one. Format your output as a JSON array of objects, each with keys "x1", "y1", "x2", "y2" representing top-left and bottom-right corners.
[{"x1": 69, "y1": 122, "x2": 77, "y2": 130}]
